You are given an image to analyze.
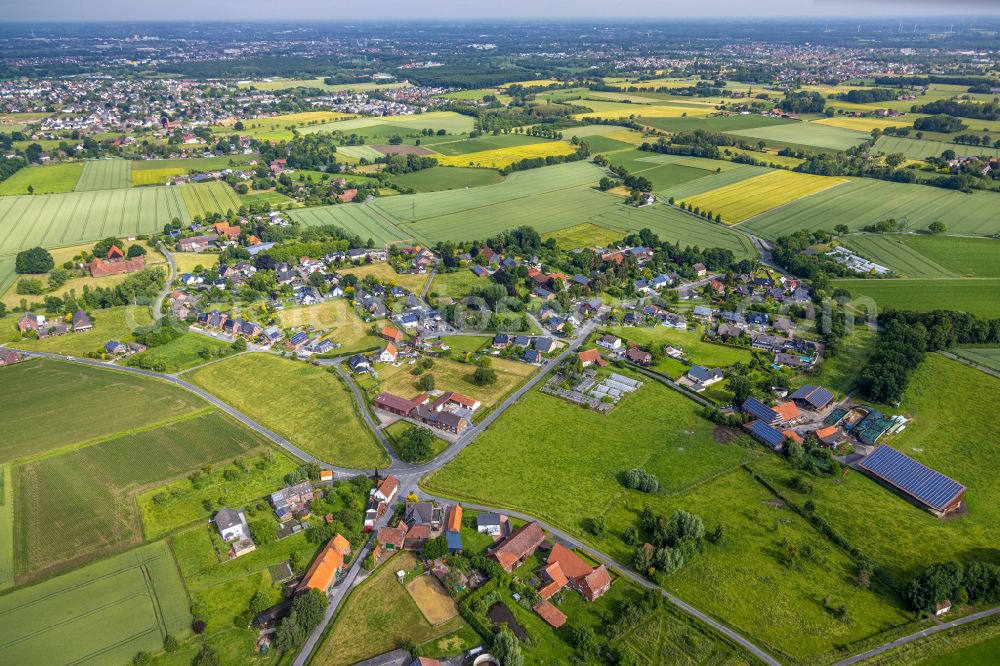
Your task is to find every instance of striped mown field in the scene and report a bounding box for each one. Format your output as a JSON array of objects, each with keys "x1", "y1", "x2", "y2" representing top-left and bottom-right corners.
[
  {"x1": 75, "y1": 159, "x2": 131, "y2": 191},
  {"x1": 742, "y1": 178, "x2": 1000, "y2": 239},
  {"x1": 590, "y1": 205, "x2": 758, "y2": 259},
  {"x1": 0, "y1": 541, "x2": 190, "y2": 665},
  {"x1": 841, "y1": 234, "x2": 955, "y2": 278},
  {"x1": 290, "y1": 203, "x2": 415, "y2": 245},
  {"x1": 178, "y1": 181, "x2": 242, "y2": 218},
  {"x1": 724, "y1": 121, "x2": 869, "y2": 152},
  {"x1": 0, "y1": 186, "x2": 189, "y2": 254}
]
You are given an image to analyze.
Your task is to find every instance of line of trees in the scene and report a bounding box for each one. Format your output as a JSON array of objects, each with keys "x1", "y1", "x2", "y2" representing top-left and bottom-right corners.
[{"x1": 907, "y1": 560, "x2": 1000, "y2": 614}]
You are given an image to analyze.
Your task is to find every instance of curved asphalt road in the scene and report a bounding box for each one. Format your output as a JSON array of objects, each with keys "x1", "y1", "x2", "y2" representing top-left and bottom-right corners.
[
  {"x1": 15, "y1": 310, "x2": 986, "y2": 666},
  {"x1": 152, "y1": 243, "x2": 177, "y2": 321},
  {"x1": 421, "y1": 493, "x2": 782, "y2": 666}
]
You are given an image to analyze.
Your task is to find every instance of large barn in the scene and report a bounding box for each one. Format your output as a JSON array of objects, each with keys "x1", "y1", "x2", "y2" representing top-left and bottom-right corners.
[{"x1": 858, "y1": 445, "x2": 965, "y2": 517}]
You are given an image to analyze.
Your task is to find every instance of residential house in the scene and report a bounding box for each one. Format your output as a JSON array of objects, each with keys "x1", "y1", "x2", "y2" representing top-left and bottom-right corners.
[
  {"x1": 477, "y1": 513, "x2": 503, "y2": 536},
  {"x1": 381, "y1": 326, "x2": 404, "y2": 343},
  {"x1": 348, "y1": 354, "x2": 371, "y2": 374},
  {"x1": 490, "y1": 521, "x2": 546, "y2": 572},
  {"x1": 445, "y1": 504, "x2": 463, "y2": 553},
  {"x1": 89, "y1": 246, "x2": 145, "y2": 277},
  {"x1": 371, "y1": 474, "x2": 399, "y2": 504},
  {"x1": 534, "y1": 337, "x2": 555, "y2": 353},
  {"x1": 596, "y1": 334, "x2": 622, "y2": 351},
  {"x1": 492, "y1": 333, "x2": 510, "y2": 349},
  {"x1": 104, "y1": 340, "x2": 127, "y2": 356},
  {"x1": 0, "y1": 350, "x2": 21, "y2": 367},
  {"x1": 285, "y1": 331, "x2": 310, "y2": 350},
  {"x1": 692, "y1": 305, "x2": 715, "y2": 319},
  {"x1": 692, "y1": 262, "x2": 707, "y2": 277},
  {"x1": 522, "y1": 349, "x2": 541, "y2": 364},
  {"x1": 687, "y1": 365, "x2": 724, "y2": 386},
  {"x1": 270, "y1": 481, "x2": 314, "y2": 523},
  {"x1": 376, "y1": 343, "x2": 398, "y2": 363},
  {"x1": 71, "y1": 310, "x2": 93, "y2": 332},
  {"x1": 17, "y1": 313, "x2": 42, "y2": 332},
  {"x1": 578, "y1": 349, "x2": 607, "y2": 368},
  {"x1": 625, "y1": 346, "x2": 652, "y2": 366},
  {"x1": 213, "y1": 507, "x2": 248, "y2": 542},
  {"x1": 540, "y1": 544, "x2": 612, "y2": 602}
]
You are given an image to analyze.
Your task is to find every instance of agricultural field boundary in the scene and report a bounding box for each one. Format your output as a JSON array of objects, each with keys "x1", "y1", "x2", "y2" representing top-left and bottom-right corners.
[
  {"x1": 9, "y1": 406, "x2": 216, "y2": 467},
  {"x1": 0, "y1": 465, "x2": 12, "y2": 589}
]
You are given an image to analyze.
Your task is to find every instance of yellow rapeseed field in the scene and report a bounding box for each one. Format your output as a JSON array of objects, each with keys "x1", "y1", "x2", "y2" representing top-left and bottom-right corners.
[
  {"x1": 131, "y1": 167, "x2": 186, "y2": 186},
  {"x1": 436, "y1": 141, "x2": 579, "y2": 169},
  {"x1": 680, "y1": 170, "x2": 848, "y2": 224},
  {"x1": 814, "y1": 116, "x2": 916, "y2": 132},
  {"x1": 572, "y1": 103, "x2": 715, "y2": 121}
]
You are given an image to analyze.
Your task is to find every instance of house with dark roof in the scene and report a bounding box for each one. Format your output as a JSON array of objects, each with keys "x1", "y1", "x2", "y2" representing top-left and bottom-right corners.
[
  {"x1": 687, "y1": 365, "x2": 723, "y2": 386},
  {"x1": 71, "y1": 311, "x2": 93, "y2": 332},
  {"x1": 477, "y1": 513, "x2": 503, "y2": 536}
]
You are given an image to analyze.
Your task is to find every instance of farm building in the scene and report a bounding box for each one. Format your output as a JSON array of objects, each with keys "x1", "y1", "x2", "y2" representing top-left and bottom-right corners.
[
  {"x1": 490, "y1": 521, "x2": 546, "y2": 572},
  {"x1": 858, "y1": 445, "x2": 965, "y2": 516},
  {"x1": 297, "y1": 533, "x2": 352, "y2": 594},
  {"x1": 742, "y1": 396, "x2": 780, "y2": 426},
  {"x1": 789, "y1": 385, "x2": 834, "y2": 411},
  {"x1": 746, "y1": 420, "x2": 787, "y2": 450}
]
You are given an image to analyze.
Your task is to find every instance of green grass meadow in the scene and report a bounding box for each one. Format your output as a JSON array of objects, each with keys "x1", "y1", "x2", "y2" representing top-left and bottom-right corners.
[
  {"x1": 187, "y1": 353, "x2": 390, "y2": 468},
  {"x1": 0, "y1": 358, "x2": 204, "y2": 464},
  {"x1": 423, "y1": 371, "x2": 918, "y2": 662},
  {"x1": 831, "y1": 278, "x2": 1000, "y2": 317},
  {"x1": 0, "y1": 162, "x2": 83, "y2": 195},
  {"x1": 724, "y1": 121, "x2": 869, "y2": 152}
]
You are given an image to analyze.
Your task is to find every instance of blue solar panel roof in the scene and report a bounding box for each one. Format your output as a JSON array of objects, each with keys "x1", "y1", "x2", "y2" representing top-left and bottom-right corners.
[
  {"x1": 789, "y1": 385, "x2": 834, "y2": 408},
  {"x1": 749, "y1": 420, "x2": 786, "y2": 449},
  {"x1": 859, "y1": 445, "x2": 965, "y2": 511},
  {"x1": 742, "y1": 397, "x2": 778, "y2": 423}
]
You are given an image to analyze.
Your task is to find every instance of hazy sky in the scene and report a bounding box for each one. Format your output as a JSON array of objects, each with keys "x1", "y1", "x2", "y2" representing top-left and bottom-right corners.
[{"x1": 6, "y1": 0, "x2": 1000, "y2": 22}]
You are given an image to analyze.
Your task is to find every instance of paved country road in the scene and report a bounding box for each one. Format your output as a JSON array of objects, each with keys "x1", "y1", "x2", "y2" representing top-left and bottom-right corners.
[
  {"x1": 151, "y1": 242, "x2": 177, "y2": 321},
  {"x1": 14, "y1": 321, "x2": 991, "y2": 666},
  {"x1": 832, "y1": 605, "x2": 1000, "y2": 666},
  {"x1": 419, "y1": 494, "x2": 782, "y2": 666}
]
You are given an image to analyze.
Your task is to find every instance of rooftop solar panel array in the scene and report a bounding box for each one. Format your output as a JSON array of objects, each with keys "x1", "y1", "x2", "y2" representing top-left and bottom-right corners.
[
  {"x1": 790, "y1": 385, "x2": 834, "y2": 409},
  {"x1": 742, "y1": 396, "x2": 778, "y2": 423},
  {"x1": 859, "y1": 445, "x2": 964, "y2": 512},
  {"x1": 749, "y1": 420, "x2": 787, "y2": 449}
]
